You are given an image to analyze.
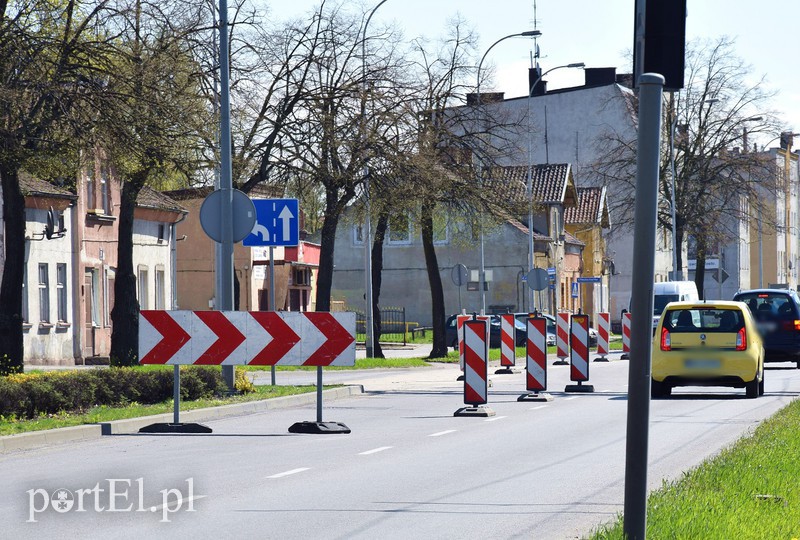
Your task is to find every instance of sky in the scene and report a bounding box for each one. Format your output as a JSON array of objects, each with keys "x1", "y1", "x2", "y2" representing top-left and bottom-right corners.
[{"x1": 269, "y1": 0, "x2": 800, "y2": 143}]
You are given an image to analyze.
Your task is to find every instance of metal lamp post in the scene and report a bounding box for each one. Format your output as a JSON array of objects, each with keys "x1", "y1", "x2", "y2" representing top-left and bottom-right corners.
[
  {"x1": 361, "y1": 0, "x2": 389, "y2": 358},
  {"x1": 526, "y1": 62, "x2": 584, "y2": 312},
  {"x1": 475, "y1": 30, "x2": 540, "y2": 314}
]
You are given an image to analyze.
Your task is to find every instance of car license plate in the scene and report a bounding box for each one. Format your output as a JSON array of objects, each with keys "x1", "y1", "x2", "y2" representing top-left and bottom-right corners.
[
  {"x1": 684, "y1": 359, "x2": 720, "y2": 370},
  {"x1": 757, "y1": 321, "x2": 777, "y2": 334}
]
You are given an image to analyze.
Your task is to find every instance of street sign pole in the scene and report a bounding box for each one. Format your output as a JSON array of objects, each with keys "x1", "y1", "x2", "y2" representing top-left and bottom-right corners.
[
  {"x1": 269, "y1": 246, "x2": 276, "y2": 385},
  {"x1": 623, "y1": 73, "x2": 664, "y2": 540}
]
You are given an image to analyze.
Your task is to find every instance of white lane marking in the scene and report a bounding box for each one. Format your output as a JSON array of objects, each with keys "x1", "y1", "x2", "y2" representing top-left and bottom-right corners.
[
  {"x1": 529, "y1": 405, "x2": 548, "y2": 411},
  {"x1": 563, "y1": 396, "x2": 578, "y2": 401},
  {"x1": 149, "y1": 495, "x2": 207, "y2": 512},
  {"x1": 267, "y1": 467, "x2": 310, "y2": 479},
  {"x1": 484, "y1": 416, "x2": 507, "y2": 422},
  {"x1": 429, "y1": 429, "x2": 457, "y2": 437},
  {"x1": 359, "y1": 446, "x2": 393, "y2": 455}
]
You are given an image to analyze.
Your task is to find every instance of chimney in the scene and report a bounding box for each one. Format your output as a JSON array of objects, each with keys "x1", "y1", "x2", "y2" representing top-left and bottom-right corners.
[
  {"x1": 584, "y1": 67, "x2": 617, "y2": 87},
  {"x1": 528, "y1": 67, "x2": 547, "y2": 96}
]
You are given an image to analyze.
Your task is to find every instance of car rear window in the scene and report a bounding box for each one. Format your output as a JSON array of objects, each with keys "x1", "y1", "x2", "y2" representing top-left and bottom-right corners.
[
  {"x1": 664, "y1": 308, "x2": 744, "y2": 332},
  {"x1": 734, "y1": 292, "x2": 798, "y2": 321}
]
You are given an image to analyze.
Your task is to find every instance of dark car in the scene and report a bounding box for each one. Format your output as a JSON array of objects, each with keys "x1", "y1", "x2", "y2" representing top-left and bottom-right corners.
[
  {"x1": 513, "y1": 312, "x2": 597, "y2": 346},
  {"x1": 732, "y1": 288, "x2": 800, "y2": 368},
  {"x1": 445, "y1": 314, "x2": 527, "y2": 350}
]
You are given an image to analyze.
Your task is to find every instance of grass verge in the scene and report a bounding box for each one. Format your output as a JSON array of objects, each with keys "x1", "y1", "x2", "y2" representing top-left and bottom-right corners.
[
  {"x1": 0, "y1": 385, "x2": 325, "y2": 436},
  {"x1": 589, "y1": 398, "x2": 800, "y2": 539}
]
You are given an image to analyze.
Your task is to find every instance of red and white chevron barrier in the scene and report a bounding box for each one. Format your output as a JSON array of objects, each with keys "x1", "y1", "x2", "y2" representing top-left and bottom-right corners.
[
  {"x1": 139, "y1": 311, "x2": 355, "y2": 366},
  {"x1": 621, "y1": 311, "x2": 632, "y2": 359},
  {"x1": 462, "y1": 318, "x2": 489, "y2": 406},
  {"x1": 499, "y1": 314, "x2": 516, "y2": 368},
  {"x1": 594, "y1": 312, "x2": 610, "y2": 362},
  {"x1": 458, "y1": 314, "x2": 488, "y2": 372},
  {"x1": 555, "y1": 312, "x2": 570, "y2": 365},
  {"x1": 565, "y1": 313, "x2": 594, "y2": 392}
]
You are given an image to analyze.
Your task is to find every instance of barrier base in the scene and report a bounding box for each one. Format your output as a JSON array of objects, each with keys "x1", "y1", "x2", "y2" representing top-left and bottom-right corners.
[
  {"x1": 565, "y1": 382, "x2": 595, "y2": 393},
  {"x1": 553, "y1": 358, "x2": 569, "y2": 366},
  {"x1": 138, "y1": 423, "x2": 212, "y2": 434},
  {"x1": 454, "y1": 405, "x2": 496, "y2": 417},
  {"x1": 494, "y1": 367, "x2": 518, "y2": 374},
  {"x1": 288, "y1": 421, "x2": 351, "y2": 434},
  {"x1": 456, "y1": 374, "x2": 465, "y2": 381},
  {"x1": 517, "y1": 392, "x2": 554, "y2": 402},
  {"x1": 620, "y1": 353, "x2": 630, "y2": 360},
  {"x1": 593, "y1": 355, "x2": 610, "y2": 362}
]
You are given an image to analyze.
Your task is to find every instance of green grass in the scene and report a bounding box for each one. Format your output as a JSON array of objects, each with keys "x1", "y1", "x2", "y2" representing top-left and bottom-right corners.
[
  {"x1": 589, "y1": 398, "x2": 800, "y2": 539},
  {"x1": 0, "y1": 385, "x2": 324, "y2": 436}
]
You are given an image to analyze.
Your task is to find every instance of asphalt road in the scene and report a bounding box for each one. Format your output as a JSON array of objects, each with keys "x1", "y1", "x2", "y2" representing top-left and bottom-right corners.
[{"x1": 2, "y1": 353, "x2": 799, "y2": 539}]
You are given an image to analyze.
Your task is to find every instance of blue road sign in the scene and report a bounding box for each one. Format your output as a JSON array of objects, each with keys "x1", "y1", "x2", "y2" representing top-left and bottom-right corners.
[
  {"x1": 576, "y1": 276, "x2": 602, "y2": 283},
  {"x1": 571, "y1": 281, "x2": 579, "y2": 298},
  {"x1": 243, "y1": 199, "x2": 300, "y2": 247}
]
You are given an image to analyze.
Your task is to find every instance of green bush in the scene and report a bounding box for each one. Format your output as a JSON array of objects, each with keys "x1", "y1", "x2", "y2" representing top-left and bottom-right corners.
[{"x1": 0, "y1": 367, "x2": 230, "y2": 419}]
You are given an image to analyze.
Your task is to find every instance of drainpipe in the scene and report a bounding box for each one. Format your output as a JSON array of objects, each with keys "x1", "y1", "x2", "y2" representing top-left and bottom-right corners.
[{"x1": 171, "y1": 212, "x2": 188, "y2": 310}]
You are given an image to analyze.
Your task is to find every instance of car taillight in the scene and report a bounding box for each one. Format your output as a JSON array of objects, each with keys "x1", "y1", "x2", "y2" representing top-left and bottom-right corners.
[
  {"x1": 781, "y1": 320, "x2": 800, "y2": 331},
  {"x1": 736, "y1": 327, "x2": 747, "y2": 351},
  {"x1": 660, "y1": 327, "x2": 671, "y2": 351}
]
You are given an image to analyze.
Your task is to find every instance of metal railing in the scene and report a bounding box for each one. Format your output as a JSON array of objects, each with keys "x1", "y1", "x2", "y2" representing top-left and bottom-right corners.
[{"x1": 355, "y1": 306, "x2": 408, "y2": 344}]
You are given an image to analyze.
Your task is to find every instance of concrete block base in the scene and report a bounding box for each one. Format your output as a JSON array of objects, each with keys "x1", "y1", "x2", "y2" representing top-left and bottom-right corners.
[
  {"x1": 564, "y1": 383, "x2": 595, "y2": 393},
  {"x1": 453, "y1": 406, "x2": 496, "y2": 417},
  {"x1": 517, "y1": 392, "x2": 554, "y2": 402}
]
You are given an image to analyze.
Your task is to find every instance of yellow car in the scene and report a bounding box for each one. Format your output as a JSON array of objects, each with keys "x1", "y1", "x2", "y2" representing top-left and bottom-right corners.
[{"x1": 651, "y1": 300, "x2": 764, "y2": 398}]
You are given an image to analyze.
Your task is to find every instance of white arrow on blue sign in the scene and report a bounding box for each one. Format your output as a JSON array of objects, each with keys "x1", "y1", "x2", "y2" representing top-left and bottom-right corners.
[{"x1": 243, "y1": 199, "x2": 300, "y2": 247}]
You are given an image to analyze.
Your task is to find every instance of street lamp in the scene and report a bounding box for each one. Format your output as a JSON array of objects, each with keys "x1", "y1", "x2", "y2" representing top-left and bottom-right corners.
[
  {"x1": 475, "y1": 30, "x2": 540, "y2": 314},
  {"x1": 361, "y1": 0, "x2": 389, "y2": 358},
  {"x1": 526, "y1": 62, "x2": 584, "y2": 312}
]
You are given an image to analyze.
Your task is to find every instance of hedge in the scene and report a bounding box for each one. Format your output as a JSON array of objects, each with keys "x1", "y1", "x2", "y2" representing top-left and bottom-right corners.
[{"x1": 0, "y1": 367, "x2": 239, "y2": 420}]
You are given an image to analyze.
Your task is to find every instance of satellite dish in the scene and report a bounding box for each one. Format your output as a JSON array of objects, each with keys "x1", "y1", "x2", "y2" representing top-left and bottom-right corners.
[{"x1": 45, "y1": 206, "x2": 55, "y2": 240}]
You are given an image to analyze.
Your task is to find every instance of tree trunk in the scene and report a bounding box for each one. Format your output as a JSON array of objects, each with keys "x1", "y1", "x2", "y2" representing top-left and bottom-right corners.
[
  {"x1": 0, "y1": 165, "x2": 25, "y2": 374},
  {"x1": 110, "y1": 175, "x2": 146, "y2": 366},
  {"x1": 369, "y1": 211, "x2": 388, "y2": 359},
  {"x1": 420, "y1": 203, "x2": 448, "y2": 358},
  {"x1": 314, "y1": 198, "x2": 340, "y2": 312},
  {"x1": 694, "y1": 238, "x2": 708, "y2": 300}
]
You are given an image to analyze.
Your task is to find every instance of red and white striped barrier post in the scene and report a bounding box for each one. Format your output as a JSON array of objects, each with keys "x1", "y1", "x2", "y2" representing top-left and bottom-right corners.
[
  {"x1": 554, "y1": 312, "x2": 570, "y2": 365},
  {"x1": 455, "y1": 317, "x2": 495, "y2": 417},
  {"x1": 518, "y1": 316, "x2": 554, "y2": 401},
  {"x1": 565, "y1": 313, "x2": 595, "y2": 392},
  {"x1": 495, "y1": 314, "x2": 517, "y2": 374},
  {"x1": 594, "y1": 312, "x2": 611, "y2": 362},
  {"x1": 621, "y1": 312, "x2": 632, "y2": 360},
  {"x1": 457, "y1": 314, "x2": 487, "y2": 381}
]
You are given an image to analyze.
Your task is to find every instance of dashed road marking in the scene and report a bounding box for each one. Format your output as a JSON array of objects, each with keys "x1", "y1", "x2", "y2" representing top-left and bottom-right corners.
[
  {"x1": 485, "y1": 416, "x2": 507, "y2": 422},
  {"x1": 429, "y1": 429, "x2": 457, "y2": 437},
  {"x1": 267, "y1": 467, "x2": 310, "y2": 479},
  {"x1": 563, "y1": 396, "x2": 578, "y2": 401},
  {"x1": 359, "y1": 446, "x2": 393, "y2": 455},
  {"x1": 529, "y1": 405, "x2": 548, "y2": 411}
]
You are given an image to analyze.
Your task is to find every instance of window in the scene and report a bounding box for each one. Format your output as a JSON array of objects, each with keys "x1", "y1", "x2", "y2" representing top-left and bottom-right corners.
[
  {"x1": 38, "y1": 263, "x2": 50, "y2": 323},
  {"x1": 158, "y1": 224, "x2": 167, "y2": 243},
  {"x1": 56, "y1": 263, "x2": 68, "y2": 322},
  {"x1": 104, "y1": 267, "x2": 115, "y2": 326},
  {"x1": 433, "y1": 214, "x2": 449, "y2": 245},
  {"x1": 353, "y1": 224, "x2": 364, "y2": 245},
  {"x1": 155, "y1": 267, "x2": 166, "y2": 309},
  {"x1": 388, "y1": 214, "x2": 412, "y2": 245},
  {"x1": 100, "y1": 165, "x2": 112, "y2": 214},
  {"x1": 86, "y1": 165, "x2": 95, "y2": 210},
  {"x1": 138, "y1": 266, "x2": 149, "y2": 310},
  {"x1": 22, "y1": 270, "x2": 29, "y2": 324}
]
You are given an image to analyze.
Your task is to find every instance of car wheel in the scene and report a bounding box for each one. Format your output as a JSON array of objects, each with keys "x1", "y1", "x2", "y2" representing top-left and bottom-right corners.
[
  {"x1": 745, "y1": 377, "x2": 760, "y2": 399},
  {"x1": 651, "y1": 379, "x2": 670, "y2": 398},
  {"x1": 759, "y1": 377, "x2": 765, "y2": 396}
]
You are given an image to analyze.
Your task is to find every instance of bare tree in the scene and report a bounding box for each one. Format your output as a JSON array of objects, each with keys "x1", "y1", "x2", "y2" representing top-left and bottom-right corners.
[
  {"x1": 103, "y1": 0, "x2": 211, "y2": 365},
  {"x1": 594, "y1": 37, "x2": 779, "y2": 298},
  {"x1": 0, "y1": 0, "x2": 118, "y2": 374}
]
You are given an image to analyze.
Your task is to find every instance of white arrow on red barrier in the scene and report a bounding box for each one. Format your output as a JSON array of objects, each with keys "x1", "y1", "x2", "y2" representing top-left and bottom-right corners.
[{"x1": 138, "y1": 311, "x2": 356, "y2": 366}]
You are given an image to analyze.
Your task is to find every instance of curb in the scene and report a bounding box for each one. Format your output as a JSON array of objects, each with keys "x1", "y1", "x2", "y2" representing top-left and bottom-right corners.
[{"x1": 0, "y1": 385, "x2": 364, "y2": 453}]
